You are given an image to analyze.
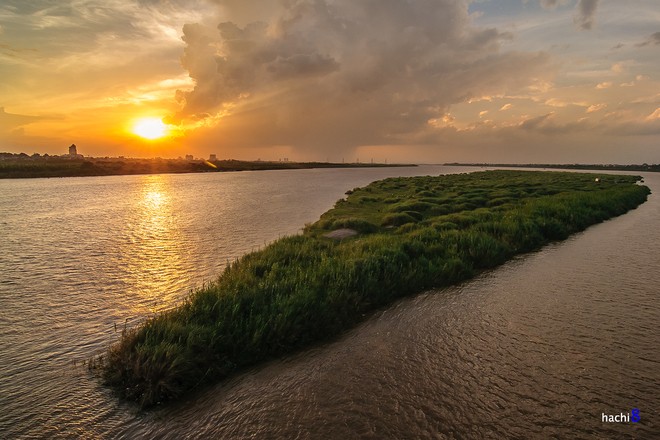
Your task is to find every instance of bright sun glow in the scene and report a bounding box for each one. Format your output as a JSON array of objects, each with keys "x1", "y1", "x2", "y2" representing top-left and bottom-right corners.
[{"x1": 133, "y1": 117, "x2": 168, "y2": 140}]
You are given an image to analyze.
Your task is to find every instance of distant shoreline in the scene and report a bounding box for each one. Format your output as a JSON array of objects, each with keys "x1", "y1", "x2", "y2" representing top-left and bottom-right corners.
[
  {"x1": 0, "y1": 156, "x2": 415, "y2": 179},
  {"x1": 443, "y1": 162, "x2": 660, "y2": 173}
]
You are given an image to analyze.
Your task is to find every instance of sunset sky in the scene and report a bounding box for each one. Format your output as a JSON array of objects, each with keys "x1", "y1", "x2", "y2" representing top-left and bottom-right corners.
[{"x1": 1, "y1": 0, "x2": 658, "y2": 163}]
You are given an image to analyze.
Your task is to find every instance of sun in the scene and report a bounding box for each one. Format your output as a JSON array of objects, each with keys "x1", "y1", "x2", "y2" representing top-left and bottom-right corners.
[{"x1": 132, "y1": 117, "x2": 168, "y2": 140}]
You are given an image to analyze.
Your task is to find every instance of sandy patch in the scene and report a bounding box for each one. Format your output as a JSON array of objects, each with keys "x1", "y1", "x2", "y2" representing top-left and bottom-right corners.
[{"x1": 323, "y1": 228, "x2": 359, "y2": 240}]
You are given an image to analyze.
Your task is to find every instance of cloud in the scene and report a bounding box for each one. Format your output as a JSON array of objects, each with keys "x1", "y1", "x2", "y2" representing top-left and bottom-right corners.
[
  {"x1": 632, "y1": 93, "x2": 660, "y2": 105},
  {"x1": 649, "y1": 32, "x2": 660, "y2": 44},
  {"x1": 455, "y1": 104, "x2": 660, "y2": 142},
  {"x1": 0, "y1": 1, "x2": 191, "y2": 61},
  {"x1": 545, "y1": 98, "x2": 568, "y2": 107},
  {"x1": 611, "y1": 63, "x2": 625, "y2": 74},
  {"x1": 0, "y1": 107, "x2": 42, "y2": 132},
  {"x1": 519, "y1": 112, "x2": 554, "y2": 130},
  {"x1": 0, "y1": 107, "x2": 54, "y2": 148},
  {"x1": 540, "y1": 0, "x2": 601, "y2": 32},
  {"x1": 646, "y1": 108, "x2": 660, "y2": 121},
  {"x1": 586, "y1": 103, "x2": 606, "y2": 113},
  {"x1": 0, "y1": 0, "x2": 224, "y2": 131},
  {"x1": 604, "y1": 119, "x2": 660, "y2": 137},
  {"x1": 173, "y1": 0, "x2": 553, "y2": 155},
  {"x1": 499, "y1": 103, "x2": 513, "y2": 111},
  {"x1": 596, "y1": 81, "x2": 612, "y2": 89},
  {"x1": 517, "y1": 112, "x2": 594, "y2": 135},
  {"x1": 574, "y1": 0, "x2": 600, "y2": 31},
  {"x1": 636, "y1": 31, "x2": 660, "y2": 47},
  {"x1": 539, "y1": 0, "x2": 569, "y2": 10}
]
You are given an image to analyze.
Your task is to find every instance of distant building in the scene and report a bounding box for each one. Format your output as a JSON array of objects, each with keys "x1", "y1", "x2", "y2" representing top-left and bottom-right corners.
[
  {"x1": 67, "y1": 144, "x2": 83, "y2": 158},
  {"x1": 185, "y1": 154, "x2": 194, "y2": 161},
  {"x1": 209, "y1": 154, "x2": 217, "y2": 161}
]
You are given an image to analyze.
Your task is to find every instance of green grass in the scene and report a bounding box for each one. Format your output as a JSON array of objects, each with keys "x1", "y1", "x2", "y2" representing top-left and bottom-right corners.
[
  {"x1": 92, "y1": 170, "x2": 650, "y2": 407},
  {"x1": 0, "y1": 156, "x2": 411, "y2": 179}
]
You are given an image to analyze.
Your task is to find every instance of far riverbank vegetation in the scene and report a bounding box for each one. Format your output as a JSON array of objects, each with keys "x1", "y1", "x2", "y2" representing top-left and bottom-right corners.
[
  {"x1": 91, "y1": 170, "x2": 650, "y2": 407},
  {"x1": 444, "y1": 162, "x2": 660, "y2": 173},
  {"x1": 0, "y1": 153, "x2": 410, "y2": 179}
]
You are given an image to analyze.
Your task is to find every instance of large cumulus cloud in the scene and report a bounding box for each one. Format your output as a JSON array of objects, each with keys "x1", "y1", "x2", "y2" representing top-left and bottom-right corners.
[{"x1": 173, "y1": 0, "x2": 553, "y2": 157}]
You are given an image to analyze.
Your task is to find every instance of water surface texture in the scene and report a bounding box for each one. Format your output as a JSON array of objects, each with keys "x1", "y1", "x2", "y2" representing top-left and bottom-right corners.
[{"x1": 1, "y1": 167, "x2": 658, "y2": 438}]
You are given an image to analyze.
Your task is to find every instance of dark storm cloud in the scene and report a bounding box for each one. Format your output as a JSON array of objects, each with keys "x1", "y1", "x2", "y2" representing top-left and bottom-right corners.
[{"x1": 173, "y1": 0, "x2": 552, "y2": 154}]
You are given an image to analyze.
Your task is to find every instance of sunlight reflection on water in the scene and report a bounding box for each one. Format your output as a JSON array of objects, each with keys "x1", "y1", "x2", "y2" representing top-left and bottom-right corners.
[
  {"x1": 123, "y1": 176, "x2": 187, "y2": 315},
  {"x1": 1, "y1": 166, "x2": 451, "y2": 438}
]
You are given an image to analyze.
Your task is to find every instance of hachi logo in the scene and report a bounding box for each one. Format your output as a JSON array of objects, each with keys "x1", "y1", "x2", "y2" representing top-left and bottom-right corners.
[{"x1": 601, "y1": 408, "x2": 640, "y2": 423}]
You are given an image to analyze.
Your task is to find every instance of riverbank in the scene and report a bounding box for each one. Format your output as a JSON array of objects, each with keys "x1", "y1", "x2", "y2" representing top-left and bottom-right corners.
[
  {"x1": 0, "y1": 155, "x2": 412, "y2": 179},
  {"x1": 444, "y1": 162, "x2": 660, "y2": 173},
  {"x1": 93, "y1": 170, "x2": 650, "y2": 407}
]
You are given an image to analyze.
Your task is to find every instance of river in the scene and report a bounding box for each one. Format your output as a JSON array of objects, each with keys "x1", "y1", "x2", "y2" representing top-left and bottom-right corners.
[{"x1": 0, "y1": 166, "x2": 657, "y2": 439}]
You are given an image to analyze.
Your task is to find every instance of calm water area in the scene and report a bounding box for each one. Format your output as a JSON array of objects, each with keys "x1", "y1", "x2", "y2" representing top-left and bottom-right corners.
[{"x1": 0, "y1": 166, "x2": 658, "y2": 439}]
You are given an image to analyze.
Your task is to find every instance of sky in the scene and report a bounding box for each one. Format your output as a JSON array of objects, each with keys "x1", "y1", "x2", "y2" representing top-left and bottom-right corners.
[{"x1": 0, "y1": 0, "x2": 659, "y2": 163}]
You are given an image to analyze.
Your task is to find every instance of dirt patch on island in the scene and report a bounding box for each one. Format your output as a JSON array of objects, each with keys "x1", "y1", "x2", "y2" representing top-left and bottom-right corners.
[{"x1": 323, "y1": 228, "x2": 358, "y2": 240}]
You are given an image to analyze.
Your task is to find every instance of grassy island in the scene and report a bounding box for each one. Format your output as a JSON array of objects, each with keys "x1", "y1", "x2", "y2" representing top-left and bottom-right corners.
[{"x1": 93, "y1": 170, "x2": 650, "y2": 407}]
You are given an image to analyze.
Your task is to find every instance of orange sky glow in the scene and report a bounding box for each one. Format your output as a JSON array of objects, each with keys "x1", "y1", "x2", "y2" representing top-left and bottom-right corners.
[{"x1": 0, "y1": 0, "x2": 659, "y2": 163}]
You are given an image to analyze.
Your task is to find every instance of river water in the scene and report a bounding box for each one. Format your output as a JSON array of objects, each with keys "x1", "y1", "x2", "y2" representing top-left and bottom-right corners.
[{"x1": 0, "y1": 166, "x2": 657, "y2": 439}]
